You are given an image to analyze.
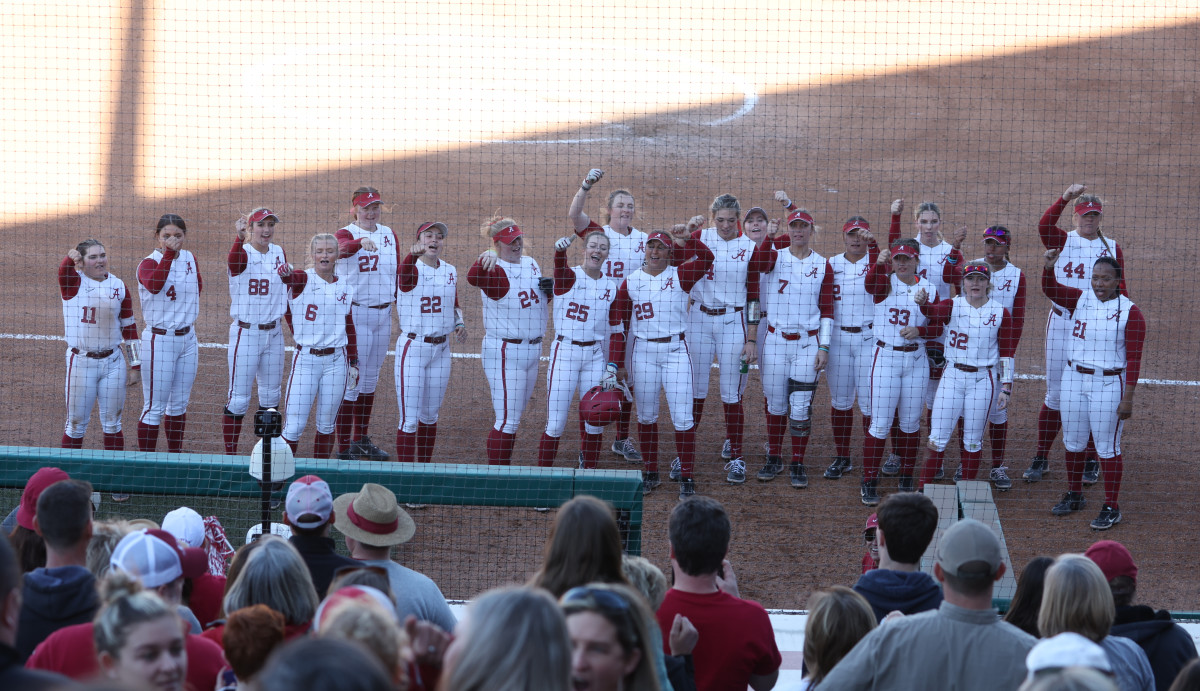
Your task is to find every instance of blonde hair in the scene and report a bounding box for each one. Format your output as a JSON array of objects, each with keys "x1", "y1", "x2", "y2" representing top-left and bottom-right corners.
[
  {"x1": 710, "y1": 193, "x2": 741, "y2": 216},
  {"x1": 306, "y1": 233, "x2": 339, "y2": 270},
  {"x1": 480, "y1": 215, "x2": 520, "y2": 240},
  {"x1": 604, "y1": 189, "x2": 636, "y2": 225},
  {"x1": 318, "y1": 600, "x2": 410, "y2": 685},
  {"x1": 87, "y1": 520, "x2": 135, "y2": 579},
  {"x1": 93, "y1": 570, "x2": 179, "y2": 659},
  {"x1": 620, "y1": 555, "x2": 668, "y2": 610},
  {"x1": 913, "y1": 201, "x2": 945, "y2": 243},
  {"x1": 803, "y1": 586, "x2": 876, "y2": 686},
  {"x1": 582, "y1": 230, "x2": 610, "y2": 251},
  {"x1": 1038, "y1": 554, "x2": 1115, "y2": 643},
  {"x1": 789, "y1": 207, "x2": 822, "y2": 236}
]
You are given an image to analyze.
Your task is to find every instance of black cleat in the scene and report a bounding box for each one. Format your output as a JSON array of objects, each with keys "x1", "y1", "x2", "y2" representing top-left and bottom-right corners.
[
  {"x1": 1082, "y1": 458, "x2": 1100, "y2": 486},
  {"x1": 1023, "y1": 456, "x2": 1049, "y2": 482},
  {"x1": 790, "y1": 463, "x2": 808, "y2": 489},
  {"x1": 1051, "y1": 491, "x2": 1087, "y2": 516},
  {"x1": 860, "y1": 480, "x2": 880, "y2": 506},
  {"x1": 678, "y1": 478, "x2": 696, "y2": 500},
  {"x1": 823, "y1": 456, "x2": 853, "y2": 480},
  {"x1": 1090, "y1": 504, "x2": 1122, "y2": 530},
  {"x1": 351, "y1": 436, "x2": 390, "y2": 462},
  {"x1": 897, "y1": 474, "x2": 916, "y2": 492},
  {"x1": 757, "y1": 455, "x2": 785, "y2": 481},
  {"x1": 642, "y1": 471, "x2": 661, "y2": 493}
]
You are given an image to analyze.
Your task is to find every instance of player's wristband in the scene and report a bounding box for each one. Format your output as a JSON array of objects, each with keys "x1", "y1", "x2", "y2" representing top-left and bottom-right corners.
[
  {"x1": 455, "y1": 322, "x2": 466, "y2": 329},
  {"x1": 946, "y1": 255, "x2": 959, "y2": 264},
  {"x1": 122, "y1": 340, "x2": 141, "y2": 368},
  {"x1": 818, "y1": 346, "x2": 830, "y2": 352},
  {"x1": 348, "y1": 358, "x2": 359, "y2": 368}
]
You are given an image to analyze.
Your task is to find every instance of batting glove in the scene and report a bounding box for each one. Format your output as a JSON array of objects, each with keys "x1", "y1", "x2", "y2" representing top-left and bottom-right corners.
[
  {"x1": 555, "y1": 236, "x2": 574, "y2": 252},
  {"x1": 346, "y1": 366, "x2": 359, "y2": 391},
  {"x1": 600, "y1": 363, "x2": 619, "y2": 390},
  {"x1": 581, "y1": 168, "x2": 604, "y2": 191}
]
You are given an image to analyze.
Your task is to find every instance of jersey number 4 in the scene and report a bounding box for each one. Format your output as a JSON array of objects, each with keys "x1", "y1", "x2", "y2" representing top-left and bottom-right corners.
[
  {"x1": 887, "y1": 308, "x2": 910, "y2": 326},
  {"x1": 247, "y1": 279, "x2": 270, "y2": 295},
  {"x1": 165, "y1": 285, "x2": 177, "y2": 301},
  {"x1": 565, "y1": 302, "x2": 590, "y2": 322},
  {"x1": 517, "y1": 290, "x2": 541, "y2": 308},
  {"x1": 947, "y1": 330, "x2": 970, "y2": 350},
  {"x1": 420, "y1": 296, "x2": 442, "y2": 314},
  {"x1": 1062, "y1": 263, "x2": 1087, "y2": 279}
]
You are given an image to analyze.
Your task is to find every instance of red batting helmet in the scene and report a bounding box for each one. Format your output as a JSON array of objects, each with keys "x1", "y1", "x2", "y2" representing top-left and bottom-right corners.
[{"x1": 579, "y1": 386, "x2": 623, "y2": 427}]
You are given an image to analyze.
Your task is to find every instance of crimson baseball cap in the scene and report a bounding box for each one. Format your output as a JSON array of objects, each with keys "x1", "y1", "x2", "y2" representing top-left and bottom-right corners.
[
  {"x1": 353, "y1": 191, "x2": 383, "y2": 208},
  {"x1": 647, "y1": 231, "x2": 673, "y2": 246},
  {"x1": 788, "y1": 210, "x2": 815, "y2": 226},
  {"x1": 416, "y1": 221, "x2": 448, "y2": 239},
  {"x1": 744, "y1": 206, "x2": 768, "y2": 222},
  {"x1": 492, "y1": 224, "x2": 524, "y2": 245},
  {"x1": 890, "y1": 243, "x2": 918, "y2": 258},
  {"x1": 982, "y1": 226, "x2": 1010, "y2": 245},
  {"x1": 17, "y1": 467, "x2": 69, "y2": 531},
  {"x1": 963, "y1": 263, "x2": 991, "y2": 278},
  {"x1": 864, "y1": 513, "x2": 878, "y2": 536},
  {"x1": 843, "y1": 218, "x2": 870, "y2": 233},
  {"x1": 1074, "y1": 200, "x2": 1102, "y2": 215},
  {"x1": 248, "y1": 208, "x2": 278, "y2": 224},
  {"x1": 286, "y1": 475, "x2": 334, "y2": 529},
  {"x1": 1085, "y1": 540, "x2": 1138, "y2": 583}
]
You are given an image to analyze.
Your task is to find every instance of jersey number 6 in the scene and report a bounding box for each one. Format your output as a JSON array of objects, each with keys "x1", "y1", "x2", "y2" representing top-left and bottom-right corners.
[{"x1": 305, "y1": 304, "x2": 319, "y2": 321}]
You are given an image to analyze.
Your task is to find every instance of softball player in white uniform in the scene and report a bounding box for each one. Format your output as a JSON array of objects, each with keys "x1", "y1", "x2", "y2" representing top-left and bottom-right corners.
[
  {"x1": 608, "y1": 231, "x2": 714, "y2": 498},
  {"x1": 569, "y1": 168, "x2": 648, "y2": 462},
  {"x1": 680, "y1": 194, "x2": 774, "y2": 476},
  {"x1": 538, "y1": 232, "x2": 618, "y2": 468},
  {"x1": 279, "y1": 234, "x2": 358, "y2": 459},
  {"x1": 334, "y1": 187, "x2": 399, "y2": 462},
  {"x1": 1028, "y1": 184, "x2": 1126, "y2": 484},
  {"x1": 137, "y1": 213, "x2": 201, "y2": 454},
  {"x1": 859, "y1": 240, "x2": 940, "y2": 506},
  {"x1": 917, "y1": 264, "x2": 1018, "y2": 489},
  {"x1": 1041, "y1": 250, "x2": 1144, "y2": 531},
  {"x1": 467, "y1": 218, "x2": 549, "y2": 465},
  {"x1": 750, "y1": 209, "x2": 834, "y2": 489},
  {"x1": 222, "y1": 208, "x2": 288, "y2": 455},
  {"x1": 943, "y1": 225, "x2": 1027, "y2": 488},
  {"x1": 394, "y1": 222, "x2": 467, "y2": 463},
  {"x1": 59, "y1": 240, "x2": 140, "y2": 450}
]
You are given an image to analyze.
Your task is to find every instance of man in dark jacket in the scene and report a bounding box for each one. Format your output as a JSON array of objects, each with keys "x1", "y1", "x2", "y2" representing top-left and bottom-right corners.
[
  {"x1": 853, "y1": 492, "x2": 943, "y2": 622},
  {"x1": 1, "y1": 534, "x2": 77, "y2": 688},
  {"x1": 284, "y1": 474, "x2": 356, "y2": 597},
  {"x1": 1086, "y1": 540, "x2": 1198, "y2": 691},
  {"x1": 16, "y1": 478, "x2": 98, "y2": 658}
]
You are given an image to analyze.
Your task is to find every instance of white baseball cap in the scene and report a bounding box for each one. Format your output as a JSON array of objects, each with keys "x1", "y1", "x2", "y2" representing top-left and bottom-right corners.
[
  {"x1": 162, "y1": 507, "x2": 204, "y2": 548},
  {"x1": 246, "y1": 521, "x2": 293, "y2": 544},
  {"x1": 286, "y1": 475, "x2": 333, "y2": 529}
]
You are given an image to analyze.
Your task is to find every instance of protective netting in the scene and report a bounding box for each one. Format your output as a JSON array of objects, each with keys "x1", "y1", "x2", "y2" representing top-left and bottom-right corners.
[{"x1": 1, "y1": 0, "x2": 1196, "y2": 610}]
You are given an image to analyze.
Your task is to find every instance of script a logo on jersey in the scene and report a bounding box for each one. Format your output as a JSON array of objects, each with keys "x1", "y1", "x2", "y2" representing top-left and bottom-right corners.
[
  {"x1": 447, "y1": 273, "x2": 456, "y2": 286},
  {"x1": 337, "y1": 292, "x2": 349, "y2": 305},
  {"x1": 382, "y1": 235, "x2": 391, "y2": 247},
  {"x1": 600, "y1": 288, "x2": 612, "y2": 302},
  {"x1": 983, "y1": 314, "x2": 998, "y2": 326},
  {"x1": 110, "y1": 288, "x2": 121, "y2": 300},
  {"x1": 732, "y1": 249, "x2": 748, "y2": 261},
  {"x1": 999, "y1": 279, "x2": 1013, "y2": 291},
  {"x1": 1108, "y1": 309, "x2": 1121, "y2": 321},
  {"x1": 661, "y1": 277, "x2": 675, "y2": 291},
  {"x1": 185, "y1": 261, "x2": 193, "y2": 276},
  {"x1": 804, "y1": 266, "x2": 818, "y2": 278},
  {"x1": 635, "y1": 242, "x2": 644, "y2": 254}
]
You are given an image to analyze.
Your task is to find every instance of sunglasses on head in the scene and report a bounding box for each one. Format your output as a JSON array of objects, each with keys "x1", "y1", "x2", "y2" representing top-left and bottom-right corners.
[{"x1": 562, "y1": 586, "x2": 631, "y2": 612}]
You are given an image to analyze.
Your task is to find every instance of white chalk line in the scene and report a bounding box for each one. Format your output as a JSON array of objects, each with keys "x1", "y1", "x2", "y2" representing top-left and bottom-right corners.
[{"x1": 5, "y1": 332, "x2": 1195, "y2": 387}]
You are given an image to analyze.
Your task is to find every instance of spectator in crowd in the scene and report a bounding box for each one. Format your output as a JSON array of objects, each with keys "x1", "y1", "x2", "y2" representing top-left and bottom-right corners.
[
  {"x1": 92, "y1": 570, "x2": 187, "y2": 691},
  {"x1": 531, "y1": 495, "x2": 631, "y2": 599},
  {"x1": 202, "y1": 535, "x2": 319, "y2": 648},
  {"x1": 216, "y1": 605, "x2": 287, "y2": 691},
  {"x1": 1039, "y1": 553, "x2": 1155, "y2": 691},
  {"x1": 860, "y1": 513, "x2": 879, "y2": 574},
  {"x1": 1004, "y1": 556, "x2": 1056, "y2": 638},
  {"x1": 6, "y1": 467, "x2": 68, "y2": 574},
  {"x1": 818, "y1": 518, "x2": 1037, "y2": 690},
  {"x1": 440, "y1": 586, "x2": 571, "y2": 691},
  {"x1": 17, "y1": 478, "x2": 98, "y2": 657},
  {"x1": 656, "y1": 497, "x2": 780, "y2": 691},
  {"x1": 1084, "y1": 541, "x2": 1198, "y2": 691},
  {"x1": 851, "y1": 492, "x2": 942, "y2": 623},
  {"x1": 622, "y1": 554, "x2": 698, "y2": 691},
  {"x1": 0, "y1": 534, "x2": 77, "y2": 689},
  {"x1": 212, "y1": 537, "x2": 267, "y2": 624},
  {"x1": 163, "y1": 506, "x2": 227, "y2": 628},
  {"x1": 284, "y1": 474, "x2": 358, "y2": 597},
  {"x1": 561, "y1": 583, "x2": 662, "y2": 691},
  {"x1": 1169, "y1": 660, "x2": 1200, "y2": 691},
  {"x1": 801, "y1": 586, "x2": 875, "y2": 691},
  {"x1": 315, "y1": 589, "x2": 413, "y2": 690},
  {"x1": 329, "y1": 564, "x2": 394, "y2": 597},
  {"x1": 26, "y1": 529, "x2": 226, "y2": 691},
  {"x1": 1022, "y1": 668, "x2": 1120, "y2": 691},
  {"x1": 257, "y1": 637, "x2": 395, "y2": 691},
  {"x1": 1023, "y1": 632, "x2": 1114, "y2": 687},
  {"x1": 333, "y1": 482, "x2": 457, "y2": 631}
]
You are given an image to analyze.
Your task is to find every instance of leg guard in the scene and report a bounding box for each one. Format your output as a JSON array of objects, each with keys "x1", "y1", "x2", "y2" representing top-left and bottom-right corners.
[{"x1": 787, "y1": 379, "x2": 817, "y2": 437}]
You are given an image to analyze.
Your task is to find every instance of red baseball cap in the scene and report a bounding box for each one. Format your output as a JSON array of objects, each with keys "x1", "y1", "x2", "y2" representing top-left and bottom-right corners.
[
  {"x1": 17, "y1": 467, "x2": 70, "y2": 531},
  {"x1": 647, "y1": 231, "x2": 673, "y2": 246},
  {"x1": 1074, "y1": 200, "x2": 1102, "y2": 215},
  {"x1": 493, "y1": 224, "x2": 524, "y2": 245},
  {"x1": 1085, "y1": 540, "x2": 1137, "y2": 583},
  {"x1": 248, "y1": 208, "x2": 278, "y2": 224},
  {"x1": 353, "y1": 191, "x2": 383, "y2": 208},
  {"x1": 982, "y1": 226, "x2": 1010, "y2": 245},
  {"x1": 147, "y1": 528, "x2": 207, "y2": 580},
  {"x1": 963, "y1": 263, "x2": 991, "y2": 278},
  {"x1": 890, "y1": 243, "x2": 918, "y2": 258},
  {"x1": 864, "y1": 513, "x2": 878, "y2": 533},
  {"x1": 788, "y1": 210, "x2": 815, "y2": 226},
  {"x1": 415, "y1": 221, "x2": 448, "y2": 240},
  {"x1": 843, "y1": 218, "x2": 870, "y2": 233},
  {"x1": 744, "y1": 206, "x2": 768, "y2": 222}
]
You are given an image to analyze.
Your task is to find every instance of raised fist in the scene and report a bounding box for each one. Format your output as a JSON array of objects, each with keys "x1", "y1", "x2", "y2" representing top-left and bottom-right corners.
[
  {"x1": 951, "y1": 225, "x2": 968, "y2": 248},
  {"x1": 1044, "y1": 248, "x2": 1061, "y2": 269},
  {"x1": 774, "y1": 190, "x2": 791, "y2": 206},
  {"x1": 67, "y1": 249, "x2": 83, "y2": 267},
  {"x1": 410, "y1": 242, "x2": 426, "y2": 256},
  {"x1": 686, "y1": 215, "x2": 707, "y2": 232},
  {"x1": 581, "y1": 168, "x2": 604, "y2": 191},
  {"x1": 890, "y1": 199, "x2": 904, "y2": 215},
  {"x1": 235, "y1": 215, "x2": 248, "y2": 240},
  {"x1": 1062, "y1": 183, "x2": 1087, "y2": 203},
  {"x1": 913, "y1": 288, "x2": 928, "y2": 305},
  {"x1": 877, "y1": 249, "x2": 891, "y2": 266},
  {"x1": 555, "y1": 236, "x2": 574, "y2": 252},
  {"x1": 360, "y1": 238, "x2": 378, "y2": 252}
]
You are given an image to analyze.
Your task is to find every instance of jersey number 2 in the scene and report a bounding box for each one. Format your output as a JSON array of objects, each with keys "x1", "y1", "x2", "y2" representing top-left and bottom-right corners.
[
  {"x1": 948, "y1": 330, "x2": 969, "y2": 350},
  {"x1": 420, "y1": 296, "x2": 442, "y2": 314},
  {"x1": 518, "y1": 290, "x2": 541, "y2": 308},
  {"x1": 565, "y1": 302, "x2": 589, "y2": 322},
  {"x1": 1072, "y1": 320, "x2": 1087, "y2": 339}
]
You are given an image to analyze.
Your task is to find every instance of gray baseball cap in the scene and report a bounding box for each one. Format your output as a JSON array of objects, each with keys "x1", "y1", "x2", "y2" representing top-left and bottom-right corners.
[{"x1": 936, "y1": 518, "x2": 1003, "y2": 578}]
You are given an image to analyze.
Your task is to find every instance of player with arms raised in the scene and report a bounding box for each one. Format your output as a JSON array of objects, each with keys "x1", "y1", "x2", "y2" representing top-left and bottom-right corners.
[
  {"x1": 59, "y1": 240, "x2": 140, "y2": 451},
  {"x1": 1027, "y1": 183, "x2": 1127, "y2": 485},
  {"x1": 334, "y1": 187, "x2": 399, "y2": 462},
  {"x1": 468, "y1": 217, "x2": 549, "y2": 465},
  {"x1": 568, "y1": 168, "x2": 648, "y2": 464},
  {"x1": 1040, "y1": 249, "x2": 1143, "y2": 531},
  {"x1": 538, "y1": 231, "x2": 618, "y2": 468},
  {"x1": 394, "y1": 222, "x2": 467, "y2": 463},
  {"x1": 608, "y1": 230, "x2": 715, "y2": 498},
  {"x1": 222, "y1": 208, "x2": 289, "y2": 455}
]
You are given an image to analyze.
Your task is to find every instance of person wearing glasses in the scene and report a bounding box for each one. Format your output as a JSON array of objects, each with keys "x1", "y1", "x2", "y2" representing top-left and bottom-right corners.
[{"x1": 561, "y1": 584, "x2": 664, "y2": 691}]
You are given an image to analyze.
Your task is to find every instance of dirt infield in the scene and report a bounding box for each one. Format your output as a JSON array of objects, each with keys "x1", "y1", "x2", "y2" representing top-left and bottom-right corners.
[{"x1": 3, "y1": 9, "x2": 1199, "y2": 610}]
